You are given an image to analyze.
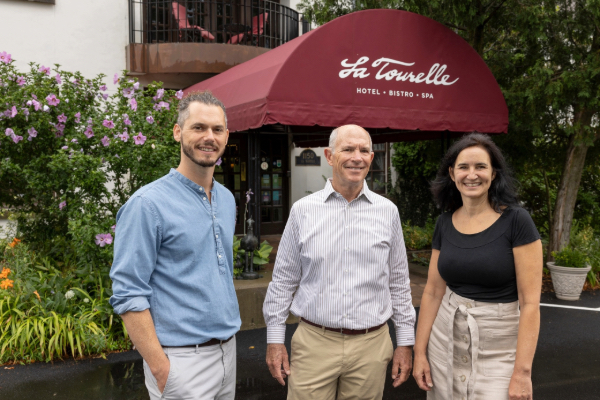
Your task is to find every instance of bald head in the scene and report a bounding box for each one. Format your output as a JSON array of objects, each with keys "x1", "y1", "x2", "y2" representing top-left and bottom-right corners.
[{"x1": 329, "y1": 125, "x2": 373, "y2": 153}]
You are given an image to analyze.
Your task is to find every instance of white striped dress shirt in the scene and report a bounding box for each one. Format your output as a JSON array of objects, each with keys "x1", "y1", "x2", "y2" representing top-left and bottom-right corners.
[{"x1": 263, "y1": 179, "x2": 416, "y2": 346}]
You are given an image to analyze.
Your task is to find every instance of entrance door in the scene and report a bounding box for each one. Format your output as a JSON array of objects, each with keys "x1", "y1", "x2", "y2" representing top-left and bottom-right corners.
[
  {"x1": 259, "y1": 135, "x2": 288, "y2": 235},
  {"x1": 214, "y1": 135, "x2": 247, "y2": 234}
]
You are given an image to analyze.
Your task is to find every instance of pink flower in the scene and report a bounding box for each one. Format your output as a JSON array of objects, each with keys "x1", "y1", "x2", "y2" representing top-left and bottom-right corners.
[
  {"x1": 99, "y1": 84, "x2": 107, "y2": 91},
  {"x1": 32, "y1": 100, "x2": 41, "y2": 111},
  {"x1": 39, "y1": 65, "x2": 51, "y2": 75},
  {"x1": 101, "y1": 136, "x2": 110, "y2": 147},
  {"x1": 95, "y1": 233, "x2": 113, "y2": 247},
  {"x1": 118, "y1": 132, "x2": 129, "y2": 142},
  {"x1": 129, "y1": 98, "x2": 137, "y2": 111},
  {"x1": 158, "y1": 101, "x2": 170, "y2": 111},
  {"x1": 122, "y1": 114, "x2": 131, "y2": 125},
  {"x1": 102, "y1": 93, "x2": 109, "y2": 100},
  {"x1": 111, "y1": 225, "x2": 116, "y2": 232},
  {"x1": 55, "y1": 74, "x2": 62, "y2": 84},
  {"x1": 58, "y1": 114, "x2": 67, "y2": 123},
  {"x1": 215, "y1": 157, "x2": 222, "y2": 166},
  {"x1": 28, "y1": 127, "x2": 37, "y2": 138},
  {"x1": 102, "y1": 119, "x2": 115, "y2": 129},
  {"x1": 84, "y1": 126, "x2": 94, "y2": 138},
  {"x1": 71, "y1": 138, "x2": 78, "y2": 143},
  {"x1": 133, "y1": 82, "x2": 140, "y2": 90},
  {"x1": 146, "y1": 116, "x2": 154, "y2": 124},
  {"x1": 0, "y1": 51, "x2": 11, "y2": 64},
  {"x1": 61, "y1": 146, "x2": 69, "y2": 150},
  {"x1": 55, "y1": 123, "x2": 65, "y2": 134},
  {"x1": 155, "y1": 88, "x2": 164, "y2": 100},
  {"x1": 10, "y1": 106, "x2": 17, "y2": 118},
  {"x1": 113, "y1": 73, "x2": 119, "y2": 85},
  {"x1": 21, "y1": 108, "x2": 29, "y2": 116},
  {"x1": 16, "y1": 76, "x2": 26, "y2": 86},
  {"x1": 46, "y1": 94, "x2": 60, "y2": 106},
  {"x1": 12, "y1": 134, "x2": 23, "y2": 143},
  {"x1": 122, "y1": 88, "x2": 134, "y2": 98},
  {"x1": 5, "y1": 128, "x2": 14, "y2": 136},
  {"x1": 133, "y1": 132, "x2": 147, "y2": 145},
  {"x1": 75, "y1": 112, "x2": 81, "y2": 123},
  {"x1": 59, "y1": 201, "x2": 67, "y2": 210},
  {"x1": 175, "y1": 90, "x2": 184, "y2": 100}
]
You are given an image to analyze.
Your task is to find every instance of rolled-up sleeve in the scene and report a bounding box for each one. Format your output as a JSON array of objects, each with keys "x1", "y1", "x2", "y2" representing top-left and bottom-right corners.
[
  {"x1": 389, "y1": 210, "x2": 416, "y2": 346},
  {"x1": 109, "y1": 195, "x2": 162, "y2": 315},
  {"x1": 263, "y1": 205, "x2": 302, "y2": 343}
]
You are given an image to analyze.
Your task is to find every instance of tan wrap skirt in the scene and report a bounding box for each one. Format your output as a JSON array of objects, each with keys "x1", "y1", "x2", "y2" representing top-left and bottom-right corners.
[{"x1": 427, "y1": 287, "x2": 520, "y2": 400}]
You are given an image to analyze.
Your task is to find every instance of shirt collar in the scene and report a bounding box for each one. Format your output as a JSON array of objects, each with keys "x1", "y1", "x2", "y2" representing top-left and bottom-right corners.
[
  {"x1": 169, "y1": 168, "x2": 216, "y2": 193},
  {"x1": 323, "y1": 178, "x2": 373, "y2": 204}
]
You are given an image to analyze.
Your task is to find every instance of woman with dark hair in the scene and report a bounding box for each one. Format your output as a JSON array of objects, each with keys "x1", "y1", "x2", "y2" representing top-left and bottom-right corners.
[{"x1": 412, "y1": 133, "x2": 542, "y2": 400}]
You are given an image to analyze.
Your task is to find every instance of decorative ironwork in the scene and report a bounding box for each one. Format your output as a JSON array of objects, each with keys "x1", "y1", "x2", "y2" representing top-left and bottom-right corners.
[
  {"x1": 240, "y1": 217, "x2": 259, "y2": 279},
  {"x1": 129, "y1": 0, "x2": 309, "y2": 49}
]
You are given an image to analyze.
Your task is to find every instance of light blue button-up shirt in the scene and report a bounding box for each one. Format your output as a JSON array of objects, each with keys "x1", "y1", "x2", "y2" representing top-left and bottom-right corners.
[{"x1": 109, "y1": 169, "x2": 241, "y2": 346}]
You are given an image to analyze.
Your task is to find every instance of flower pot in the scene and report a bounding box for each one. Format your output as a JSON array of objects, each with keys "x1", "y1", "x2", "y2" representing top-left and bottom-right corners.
[{"x1": 546, "y1": 262, "x2": 592, "y2": 301}]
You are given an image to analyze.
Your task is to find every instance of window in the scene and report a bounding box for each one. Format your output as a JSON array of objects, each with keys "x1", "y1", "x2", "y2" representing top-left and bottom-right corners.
[{"x1": 367, "y1": 143, "x2": 388, "y2": 194}]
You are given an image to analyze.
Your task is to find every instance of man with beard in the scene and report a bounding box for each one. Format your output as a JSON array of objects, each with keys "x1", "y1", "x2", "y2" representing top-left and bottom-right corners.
[{"x1": 110, "y1": 91, "x2": 240, "y2": 400}]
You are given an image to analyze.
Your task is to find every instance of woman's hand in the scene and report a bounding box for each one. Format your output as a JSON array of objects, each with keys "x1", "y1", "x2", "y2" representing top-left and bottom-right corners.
[
  {"x1": 508, "y1": 371, "x2": 532, "y2": 400},
  {"x1": 412, "y1": 353, "x2": 434, "y2": 391}
]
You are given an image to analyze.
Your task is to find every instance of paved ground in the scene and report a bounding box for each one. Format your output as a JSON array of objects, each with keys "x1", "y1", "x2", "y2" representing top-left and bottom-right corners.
[{"x1": 1, "y1": 291, "x2": 598, "y2": 400}]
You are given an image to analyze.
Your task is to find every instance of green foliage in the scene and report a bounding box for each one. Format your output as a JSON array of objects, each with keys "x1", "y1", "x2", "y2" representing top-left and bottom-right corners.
[
  {"x1": 402, "y1": 220, "x2": 434, "y2": 250},
  {"x1": 0, "y1": 57, "x2": 180, "y2": 269},
  {"x1": 568, "y1": 225, "x2": 600, "y2": 285},
  {"x1": 0, "y1": 241, "x2": 129, "y2": 364},
  {"x1": 552, "y1": 247, "x2": 589, "y2": 269},
  {"x1": 232, "y1": 237, "x2": 274, "y2": 276},
  {"x1": 389, "y1": 141, "x2": 441, "y2": 227}
]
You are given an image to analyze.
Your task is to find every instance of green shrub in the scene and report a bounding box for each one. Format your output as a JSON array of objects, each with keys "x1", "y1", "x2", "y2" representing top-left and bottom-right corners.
[
  {"x1": 0, "y1": 241, "x2": 129, "y2": 364},
  {"x1": 552, "y1": 247, "x2": 589, "y2": 269},
  {"x1": 566, "y1": 225, "x2": 600, "y2": 286},
  {"x1": 402, "y1": 220, "x2": 434, "y2": 251}
]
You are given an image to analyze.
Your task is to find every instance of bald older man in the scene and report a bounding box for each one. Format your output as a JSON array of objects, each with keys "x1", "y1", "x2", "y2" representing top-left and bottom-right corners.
[{"x1": 263, "y1": 125, "x2": 416, "y2": 400}]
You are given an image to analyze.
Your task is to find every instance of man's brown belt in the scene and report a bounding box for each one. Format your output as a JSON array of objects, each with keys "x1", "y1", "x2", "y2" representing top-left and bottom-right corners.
[
  {"x1": 300, "y1": 318, "x2": 387, "y2": 335},
  {"x1": 163, "y1": 335, "x2": 234, "y2": 348}
]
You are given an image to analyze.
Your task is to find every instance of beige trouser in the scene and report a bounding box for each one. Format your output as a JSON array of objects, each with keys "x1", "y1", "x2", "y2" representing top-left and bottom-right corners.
[
  {"x1": 427, "y1": 288, "x2": 520, "y2": 400},
  {"x1": 143, "y1": 337, "x2": 236, "y2": 400},
  {"x1": 288, "y1": 320, "x2": 394, "y2": 400}
]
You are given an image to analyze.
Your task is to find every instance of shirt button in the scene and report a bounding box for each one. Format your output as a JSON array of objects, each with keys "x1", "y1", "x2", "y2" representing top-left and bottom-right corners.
[
  {"x1": 344, "y1": 269, "x2": 348, "y2": 272},
  {"x1": 462, "y1": 355, "x2": 468, "y2": 363},
  {"x1": 216, "y1": 235, "x2": 219, "y2": 238},
  {"x1": 218, "y1": 254, "x2": 222, "y2": 258},
  {"x1": 460, "y1": 375, "x2": 466, "y2": 382},
  {"x1": 213, "y1": 215, "x2": 216, "y2": 219},
  {"x1": 203, "y1": 197, "x2": 207, "y2": 200}
]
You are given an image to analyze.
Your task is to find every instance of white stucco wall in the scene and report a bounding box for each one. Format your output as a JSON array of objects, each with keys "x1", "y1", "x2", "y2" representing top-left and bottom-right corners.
[
  {"x1": 0, "y1": 0, "x2": 129, "y2": 92},
  {"x1": 290, "y1": 146, "x2": 332, "y2": 206}
]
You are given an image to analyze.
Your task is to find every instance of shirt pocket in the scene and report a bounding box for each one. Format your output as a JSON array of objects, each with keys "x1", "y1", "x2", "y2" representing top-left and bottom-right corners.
[{"x1": 481, "y1": 328, "x2": 518, "y2": 377}]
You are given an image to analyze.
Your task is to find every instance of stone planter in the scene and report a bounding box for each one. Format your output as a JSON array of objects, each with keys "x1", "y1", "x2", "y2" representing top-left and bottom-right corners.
[{"x1": 546, "y1": 262, "x2": 592, "y2": 301}]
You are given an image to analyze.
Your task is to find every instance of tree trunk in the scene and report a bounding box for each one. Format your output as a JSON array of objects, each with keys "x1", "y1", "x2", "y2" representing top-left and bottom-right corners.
[{"x1": 547, "y1": 110, "x2": 595, "y2": 258}]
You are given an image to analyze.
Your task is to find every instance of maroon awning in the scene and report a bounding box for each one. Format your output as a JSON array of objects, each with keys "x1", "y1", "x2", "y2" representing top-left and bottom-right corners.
[{"x1": 185, "y1": 9, "x2": 508, "y2": 141}]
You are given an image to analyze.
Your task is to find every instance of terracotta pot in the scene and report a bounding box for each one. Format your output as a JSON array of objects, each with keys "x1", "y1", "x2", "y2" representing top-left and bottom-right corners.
[{"x1": 546, "y1": 262, "x2": 592, "y2": 301}]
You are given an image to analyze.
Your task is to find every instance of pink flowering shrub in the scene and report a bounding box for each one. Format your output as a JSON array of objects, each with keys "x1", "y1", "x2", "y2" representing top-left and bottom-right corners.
[{"x1": 0, "y1": 53, "x2": 180, "y2": 269}]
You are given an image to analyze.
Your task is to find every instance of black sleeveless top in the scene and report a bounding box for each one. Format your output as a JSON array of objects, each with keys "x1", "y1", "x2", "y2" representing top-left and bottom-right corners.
[{"x1": 432, "y1": 207, "x2": 540, "y2": 303}]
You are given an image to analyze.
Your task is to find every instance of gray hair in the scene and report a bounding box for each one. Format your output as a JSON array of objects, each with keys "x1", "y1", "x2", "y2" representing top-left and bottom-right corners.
[
  {"x1": 328, "y1": 126, "x2": 373, "y2": 153},
  {"x1": 177, "y1": 91, "x2": 227, "y2": 129}
]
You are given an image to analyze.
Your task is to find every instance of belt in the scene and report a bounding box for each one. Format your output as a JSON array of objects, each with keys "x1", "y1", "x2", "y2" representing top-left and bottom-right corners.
[
  {"x1": 300, "y1": 318, "x2": 386, "y2": 335},
  {"x1": 163, "y1": 335, "x2": 234, "y2": 348}
]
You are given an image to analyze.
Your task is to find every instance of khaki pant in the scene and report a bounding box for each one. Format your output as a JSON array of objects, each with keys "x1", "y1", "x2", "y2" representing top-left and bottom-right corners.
[
  {"x1": 288, "y1": 320, "x2": 394, "y2": 400},
  {"x1": 143, "y1": 337, "x2": 236, "y2": 400},
  {"x1": 427, "y1": 288, "x2": 520, "y2": 400}
]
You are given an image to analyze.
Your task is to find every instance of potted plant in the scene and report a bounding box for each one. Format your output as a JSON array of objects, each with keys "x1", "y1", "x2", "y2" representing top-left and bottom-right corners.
[{"x1": 547, "y1": 247, "x2": 591, "y2": 301}]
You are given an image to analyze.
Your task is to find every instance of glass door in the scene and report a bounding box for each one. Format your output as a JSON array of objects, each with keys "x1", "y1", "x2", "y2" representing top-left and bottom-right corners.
[
  {"x1": 259, "y1": 135, "x2": 288, "y2": 234},
  {"x1": 214, "y1": 136, "x2": 247, "y2": 234}
]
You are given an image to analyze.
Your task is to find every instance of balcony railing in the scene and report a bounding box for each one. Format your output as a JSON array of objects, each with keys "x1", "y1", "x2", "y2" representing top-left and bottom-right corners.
[{"x1": 129, "y1": 0, "x2": 309, "y2": 49}]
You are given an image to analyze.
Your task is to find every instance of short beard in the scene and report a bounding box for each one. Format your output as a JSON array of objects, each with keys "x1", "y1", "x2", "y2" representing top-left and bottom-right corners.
[{"x1": 181, "y1": 138, "x2": 224, "y2": 168}]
